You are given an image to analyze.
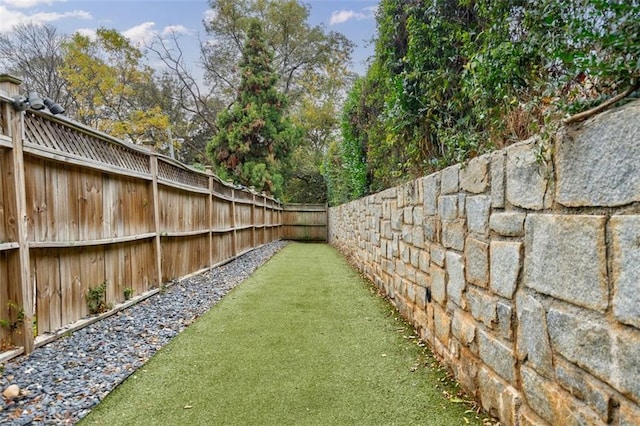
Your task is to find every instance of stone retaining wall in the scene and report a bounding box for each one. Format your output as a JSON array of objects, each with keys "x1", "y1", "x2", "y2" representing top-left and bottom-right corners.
[{"x1": 328, "y1": 100, "x2": 640, "y2": 425}]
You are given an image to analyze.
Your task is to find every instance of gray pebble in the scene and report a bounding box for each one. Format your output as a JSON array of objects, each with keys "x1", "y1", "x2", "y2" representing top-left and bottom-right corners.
[{"x1": 0, "y1": 241, "x2": 286, "y2": 425}]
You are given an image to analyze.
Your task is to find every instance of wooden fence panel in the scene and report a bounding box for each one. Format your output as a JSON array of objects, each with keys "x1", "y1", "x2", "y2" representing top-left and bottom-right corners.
[
  {"x1": 236, "y1": 228, "x2": 254, "y2": 255},
  {"x1": 25, "y1": 156, "x2": 46, "y2": 242},
  {"x1": 102, "y1": 240, "x2": 157, "y2": 305},
  {"x1": 236, "y1": 203, "x2": 253, "y2": 228},
  {"x1": 0, "y1": 251, "x2": 24, "y2": 350},
  {"x1": 0, "y1": 79, "x2": 284, "y2": 356},
  {"x1": 213, "y1": 197, "x2": 233, "y2": 230},
  {"x1": 282, "y1": 204, "x2": 327, "y2": 241},
  {"x1": 25, "y1": 158, "x2": 111, "y2": 243},
  {"x1": 159, "y1": 186, "x2": 208, "y2": 233},
  {"x1": 103, "y1": 175, "x2": 153, "y2": 238},
  {"x1": 212, "y1": 232, "x2": 234, "y2": 265},
  {"x1": 161, "y1": 235, "x2": 209, "y2": 281},
  {"x1": 255, "y1": 204, "x2": 264, "y2": 228}
]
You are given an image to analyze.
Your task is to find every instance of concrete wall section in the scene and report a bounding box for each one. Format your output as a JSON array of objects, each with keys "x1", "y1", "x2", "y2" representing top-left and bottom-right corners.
[{"x1": 328, "y1": 101, "x2": 640, "y2": 426}]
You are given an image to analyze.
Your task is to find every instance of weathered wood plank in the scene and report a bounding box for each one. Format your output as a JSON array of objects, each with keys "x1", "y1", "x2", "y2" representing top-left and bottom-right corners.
[
  {"x1": 7, "y1": 106, "x2": 35, "y2": 352},
  {"x1": 149, "y1": 155, "x2": 163, "y2": 287},
  {"x1": 0, "y1": 251, "x2": 11, "y2": 348},
  {"x1": 0, "y1": 150, "x2": 8, "y2": 244},
  {"x1": 33, "y1": 249, "x2": 62, "y2": 334},
  {"x1": 78, "y1": 169, "x2": 103, "y2": 241},
  {"x1": 24, "y1": 156, "x2": 47, "y2": 242}
]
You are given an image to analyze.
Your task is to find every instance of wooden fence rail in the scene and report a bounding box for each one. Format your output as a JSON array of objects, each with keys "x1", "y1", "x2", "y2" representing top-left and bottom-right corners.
[{"x1": 0, "y1": 75, "x2": 283, "y2": 358}]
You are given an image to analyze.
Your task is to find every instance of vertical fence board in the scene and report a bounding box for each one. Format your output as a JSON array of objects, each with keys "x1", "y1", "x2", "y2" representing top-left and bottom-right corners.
[
  {"x1": 55, "y1": 165, "x2": 72, "y2": 242},
  {"x1": 105, "y1": 245, "x2": 121, "y2": 302},
  {"x1": 81, "y1": 246, "x2": 105, "y2": 301},
  {"x1": 33, "y1": 249, "x2": 61, "y2": 334},
  {"x1": 6, "y1": 105, "x2": 34, "y2": 352},
  {"x1": 0, "y1": 152, "x2": 9, "y2": 243},
  {"x1": 78, "y1": 169, "x2": 103, "y2": 241},
  {"x1": 58, "y1": 249, "x2": 73, "y2": 326},
  {"x1": 24, "y1": 156, "x2": 46, "y2": 242},
  {"x1": 0, "y1": 251, "x2": 10, "y2": 348},
  {"x1": 149, "y1": 155, "x2": 163, "y2": 287}
]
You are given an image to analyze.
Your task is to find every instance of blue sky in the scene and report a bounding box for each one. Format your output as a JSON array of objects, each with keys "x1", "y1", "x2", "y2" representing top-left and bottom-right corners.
[{"x1": 0, "y1": 0, "x2": 378, "y2": 75}]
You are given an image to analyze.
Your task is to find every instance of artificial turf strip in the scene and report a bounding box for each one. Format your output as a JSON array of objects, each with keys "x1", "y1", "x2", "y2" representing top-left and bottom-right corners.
[{"x1": 81, "y1": 243, "x2": 485, "y2": 425}]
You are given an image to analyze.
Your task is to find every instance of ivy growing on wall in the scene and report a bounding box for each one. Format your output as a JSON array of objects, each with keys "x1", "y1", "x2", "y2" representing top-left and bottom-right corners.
[{"x1": 326, "y1": 0, "x2": 640, "y2": 205}]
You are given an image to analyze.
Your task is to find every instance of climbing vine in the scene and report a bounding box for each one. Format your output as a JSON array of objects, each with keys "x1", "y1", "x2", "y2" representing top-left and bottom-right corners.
[{"x1": 326, "y1": 0, "x2": 640, "y2": 205}]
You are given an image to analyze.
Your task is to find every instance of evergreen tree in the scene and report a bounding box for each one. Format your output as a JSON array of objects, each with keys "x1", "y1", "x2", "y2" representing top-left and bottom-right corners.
[{"x1": 207, "y1": 20, "x2": 298, "y2": 197}]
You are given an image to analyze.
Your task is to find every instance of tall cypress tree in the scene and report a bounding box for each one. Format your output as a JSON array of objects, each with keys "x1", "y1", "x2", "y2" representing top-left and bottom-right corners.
[{"x1": 207, "y1": 20, "x2": 298, "y2": 197}]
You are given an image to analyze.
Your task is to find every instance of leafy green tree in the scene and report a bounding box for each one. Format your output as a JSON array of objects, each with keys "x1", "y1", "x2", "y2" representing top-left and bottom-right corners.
[
  {"x1": 207, "y1": 20, "x2": 298, "y2": 197},
  {"x1": 339, "y1": 77, "x2": 369, "y2": 200},
  {"x1": 146, "y1": 0, "x2": 353, "y2": 170},
  {"x1": 203, "y1": 0, "x2": 353, "y2": 106},
  {"x1": 323, "y1": 139, "x2": 349, "y2": 206},
  {"x1": 203, "y1": 0, "x2": 353, "y2": 199},
  {"x1": 282, "y1": 145, "x2": 327, "y2": 203},
  {"x1": 283, "y1": 66, "x2": 352, "y2": 203},
  {"x1": 59, "y1": 28, "x2": 169, "y2": 144}
]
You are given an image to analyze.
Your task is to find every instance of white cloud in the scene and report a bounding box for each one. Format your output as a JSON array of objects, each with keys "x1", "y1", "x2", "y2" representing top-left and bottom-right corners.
[
  {"x1": 121, "y1": 22, "x2": 191, "y2": 50},
  {"x1": 75, "y1": 28, "x2": 97, "y2": 41},
  {"x1": 2, "y1": 0, "x2": 62, "y2": 8},
  {"x1": 329, "y1": 8, "x2": 374, "y2": 26},
  {"x1": 162, "y1": 24, "x2": 190, "y2": 36},
  {"x1": 0, "y1": 5, "x2": 91, "y2": 33},
  {"x1": 0, "y1": 6, "x2": 24, "y2": 31},
  {"x1": 364, "y1": 6, "x2": 378, "y2": 15},
  {"x1": 122, "y1": 21, "x2": 157, "y2": 47}
]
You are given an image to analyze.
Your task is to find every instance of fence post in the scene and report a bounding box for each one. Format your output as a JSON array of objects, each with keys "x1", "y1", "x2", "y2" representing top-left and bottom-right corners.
[
  {"x1": 278, "y1": 202, "x2": 283, "y2": 239},
  {"x1": 149, "y1": 154, "x2": 163, "y2": 287},
  {"x1": 325, "y1": 202, "x2": 329, "y2": 243},
  {"x1": 263, "y1": 195, "x2": 267, "y2": 244},
  {"x1": 206, "y1": 169, "x2": 214, "y2": 268},
  {"x1": 231, "y1": 188, "x2": 237, "y2": 256},
  {"x1": 1, "y1": 75, "x2": 34, "y2": 353},
  {"x1": 251, "y1": 193, "x2": 256, "y2": 247}
]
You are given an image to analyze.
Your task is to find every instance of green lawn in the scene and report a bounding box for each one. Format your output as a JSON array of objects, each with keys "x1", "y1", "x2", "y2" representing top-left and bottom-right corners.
[{"x1": 81, "y1": 243, "x2": 486, "y2": 425}]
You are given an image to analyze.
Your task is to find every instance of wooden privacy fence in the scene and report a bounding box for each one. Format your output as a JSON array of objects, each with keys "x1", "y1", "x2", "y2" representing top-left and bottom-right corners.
[
  {"x1": 282, "y1": 204, "x2": 328, "y2": 241},
  {"x1": 0, "y1": 76, "x2": 283, "y2": 356}
]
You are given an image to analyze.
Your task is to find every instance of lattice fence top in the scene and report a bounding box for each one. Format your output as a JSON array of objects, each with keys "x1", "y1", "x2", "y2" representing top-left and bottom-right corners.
[
  {"x1": 158, "y1": 159, "x2": 209, "y2": 190},
  {"x1": 17, "y1": 110, "x2": 281, "y2": 203},
  {"x1": 24, "y1": 112, "x2": 151, "y2": 175},
  {"x1": 212, "y1": 179, "x2": 234, "y2": 198}
]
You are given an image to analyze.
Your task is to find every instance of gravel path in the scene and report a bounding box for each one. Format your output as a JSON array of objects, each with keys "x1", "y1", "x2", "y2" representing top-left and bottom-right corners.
[{"x1": 0, "y1": 240, "x2": 287, "y2": 425}]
